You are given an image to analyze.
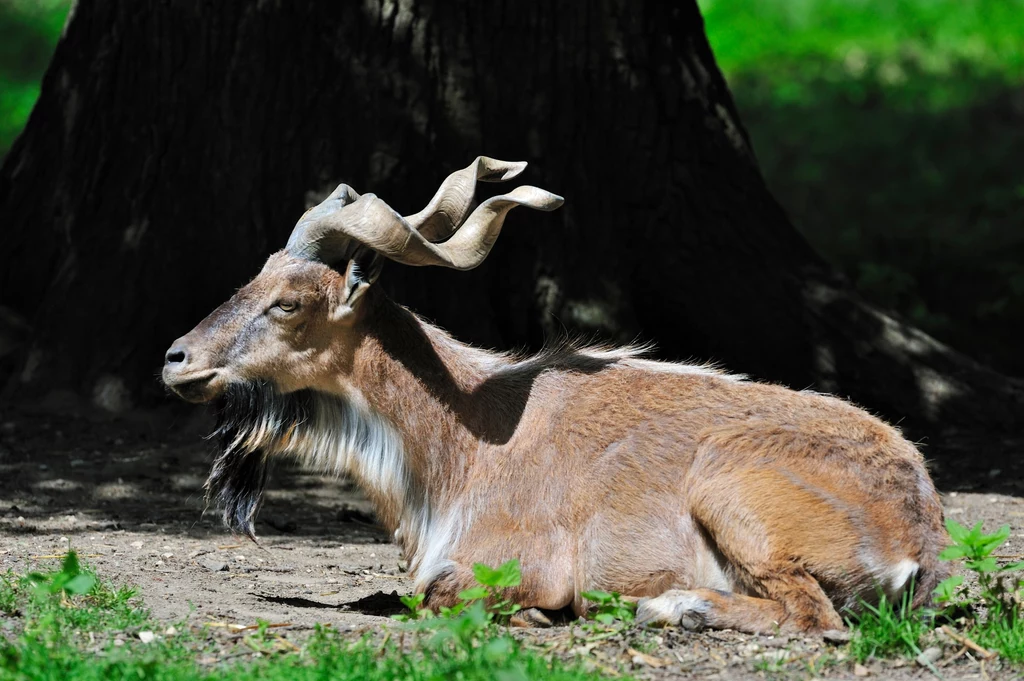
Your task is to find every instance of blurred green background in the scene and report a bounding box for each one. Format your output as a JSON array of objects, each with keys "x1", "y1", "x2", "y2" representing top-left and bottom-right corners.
[
  {"x1": 0, "y1": 0, "x2": 69, "y2": 159},
  {"x1": 2, "y1": 0, "x2": 1021, "y2": 376},
  {"x1": 700, "y1": 0, "x2": 1024, "y2": 376}
]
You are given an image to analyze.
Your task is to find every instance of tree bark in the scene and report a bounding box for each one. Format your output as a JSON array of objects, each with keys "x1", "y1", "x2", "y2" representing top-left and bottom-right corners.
[{"x1": 1, "y1": 0, "x2": 1020, "y2": 435}]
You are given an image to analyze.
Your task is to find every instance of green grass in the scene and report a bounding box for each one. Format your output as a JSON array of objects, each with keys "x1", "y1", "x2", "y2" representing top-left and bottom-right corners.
[
  {"x1": 700, "y1": 0, "x2": 1024, "y2": 376},
  {"x1": 970, "y1": 618, "x2": 1024, "y2": 664},
  {"x1": 844, "y1": 518, "x2": 1024, "y2": 665},
  {"x1": 847, "y1": 589, "x2": 931, "y2": 662},
  {"x1": 2, "y1": 552, "x2": 147, "y2": 635},
  {"x1": 700, "y1": 0, "x2": 1024, "y2": 80},
  {"x1": 3, "y1": 622, "x2": 598, "y2": 681},
  {"x1": 4, "y1": 526, "x2": 1023, "y2": 680},
  {"x1": 0, "y1": 554, "x2": 617, "y2": 681}
]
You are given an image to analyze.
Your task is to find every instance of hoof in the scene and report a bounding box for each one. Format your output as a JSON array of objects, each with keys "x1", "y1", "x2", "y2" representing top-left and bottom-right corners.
[
  {"x1": 636, "y1": 590, "x2": 711, "y2": 630},
  {"x1": 821, "y1": 629, "x2": 852, "y2": 644},
  {"x1": 510, "y1": 607, "x2": 554, "y2": 628}
]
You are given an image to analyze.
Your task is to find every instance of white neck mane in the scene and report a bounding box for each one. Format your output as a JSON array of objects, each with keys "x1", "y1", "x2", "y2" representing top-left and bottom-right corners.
[{"x1": 207, "y1": 382, "x2": 448, "y2": 585}]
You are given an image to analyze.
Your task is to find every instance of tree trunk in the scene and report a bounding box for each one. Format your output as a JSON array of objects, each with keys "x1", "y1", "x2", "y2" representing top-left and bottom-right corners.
[{"x1": 1, "y1": 0, "x2": 1020, "y2": 436}]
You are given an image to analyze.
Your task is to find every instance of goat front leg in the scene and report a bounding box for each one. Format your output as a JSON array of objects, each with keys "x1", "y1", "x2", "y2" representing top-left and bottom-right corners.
[
  {"x1": 422, "y1": 564, "x2": 478, "y2": 612},
  {"x1": 637, "y1": 588, "x2": 789, "y2": 633},
  {"x1": 422, "y1": 564, "x2": 559, "y2": 627}
]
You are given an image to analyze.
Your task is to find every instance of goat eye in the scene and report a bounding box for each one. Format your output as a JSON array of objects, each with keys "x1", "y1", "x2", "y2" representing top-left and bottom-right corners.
[{"x1": 274, "y1": 300, "x2": 298, "y2": 313}]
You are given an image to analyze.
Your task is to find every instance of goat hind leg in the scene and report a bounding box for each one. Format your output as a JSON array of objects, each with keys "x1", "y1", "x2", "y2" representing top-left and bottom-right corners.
[{"x1": 686, "y1": 463, "x2": 847, "y2": 633}]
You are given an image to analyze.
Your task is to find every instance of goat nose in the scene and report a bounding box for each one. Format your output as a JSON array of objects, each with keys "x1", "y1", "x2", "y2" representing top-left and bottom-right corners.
[{"x1": 165, "y1": 346, "x2": 189, "y2": 366}]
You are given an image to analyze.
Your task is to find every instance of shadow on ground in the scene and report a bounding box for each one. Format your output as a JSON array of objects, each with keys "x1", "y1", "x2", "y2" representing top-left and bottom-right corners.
[{"x1": 0, "y1": 396, "x2": 389, "y2": 542}]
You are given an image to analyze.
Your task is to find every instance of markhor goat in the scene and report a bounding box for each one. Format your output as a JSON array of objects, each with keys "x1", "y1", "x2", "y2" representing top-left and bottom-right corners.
[{"x1": 163, "y1": 157, "x2": 946, "y2": 633}]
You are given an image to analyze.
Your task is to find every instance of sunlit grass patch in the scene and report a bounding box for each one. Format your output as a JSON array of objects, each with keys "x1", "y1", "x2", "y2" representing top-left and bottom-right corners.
[
  {"x1": 845, "y1": 518, "x2": 1024, "y2": 667},
  {"x1": 846, "y1": 589, "x2": 931, "y2": 662},
  {"x1": 699, "y1": 0, "x2": 1024, "y2": 84},
  {"x1": 1, "y1": 552, "x2": 146, "y2": 635},
  {"x1": 0, "y1": 553, "x2": 620, "y2": 681}
]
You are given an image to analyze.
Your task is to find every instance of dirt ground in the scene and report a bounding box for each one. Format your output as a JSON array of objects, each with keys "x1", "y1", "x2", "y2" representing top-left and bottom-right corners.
[{"x1": 1, "y1": 394, "x2": 1023, "y2": 680}]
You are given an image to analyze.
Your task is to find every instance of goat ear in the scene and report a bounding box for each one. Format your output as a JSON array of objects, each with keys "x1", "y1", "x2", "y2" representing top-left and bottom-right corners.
[{"x1": 329, "y1": 257, "x2": 377, "y2": 322}]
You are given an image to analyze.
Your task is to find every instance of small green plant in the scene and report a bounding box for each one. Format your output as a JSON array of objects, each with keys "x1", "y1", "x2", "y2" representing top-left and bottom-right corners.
[
  {"x1": 396, "y1": 558, "x2": 523, "y2": 623},
  {"x1": 389, "y1": 559, "x2": 604, "y2": 677},
  {"x1": 1, "y1": 551, "x2": 147, "y2": 648},
  {"x1": 394, "y1": 559, "x2": 525, "y2": 659},
  {"x1": 27, "y1": 550, "x2": 96, "y2": 599},
  {"x1": 935, "y1": 519, "x2": 1024, "y2": 661},
  {"x1": 394, "y1": 592, "x2": 433, "y2": 622},
  {"x1": 463, "y1": 559, "x2": 523, "y2": 617},
  {"x1": 581, "y1": 590, "x2": 636, "y2": 627},
  {"x1": 935, "y1": 520, "x2": 1024, "y2": 611}
]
